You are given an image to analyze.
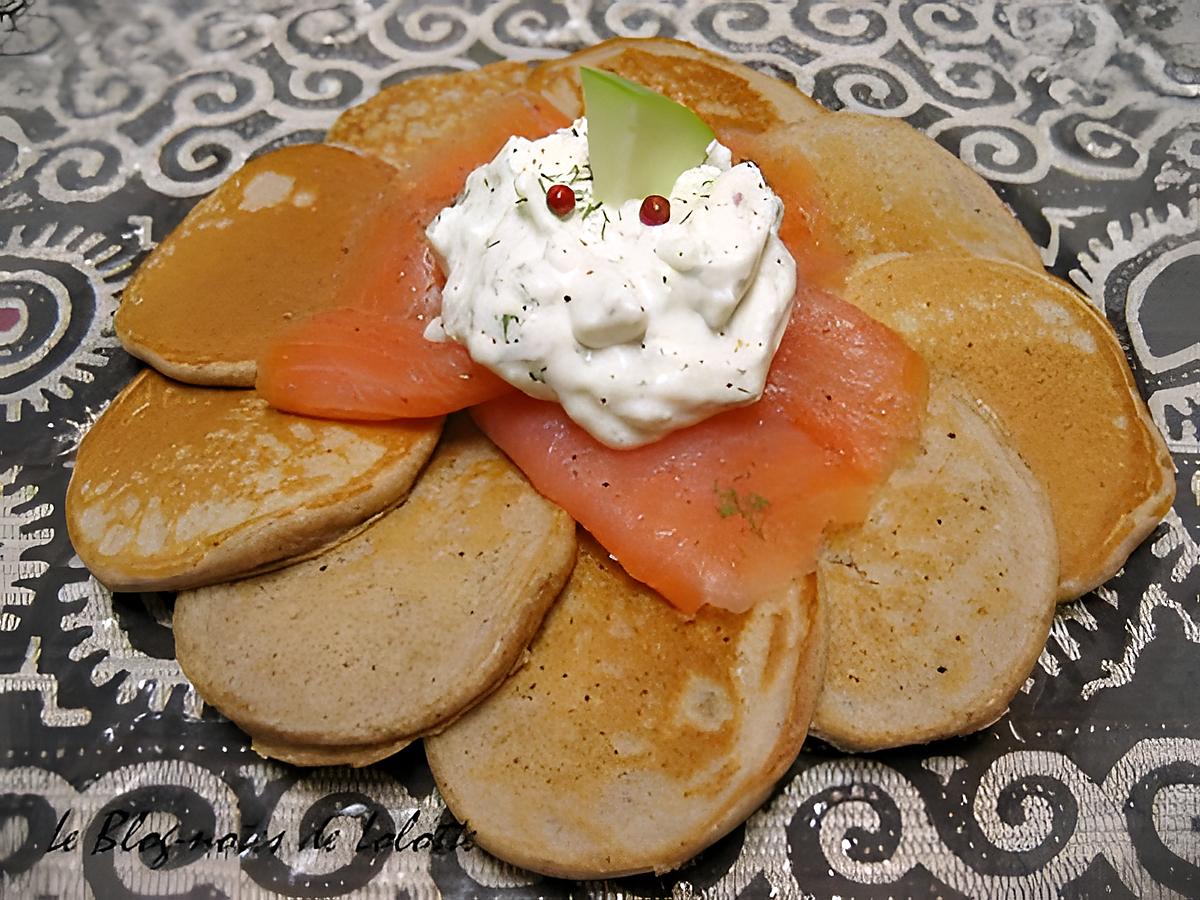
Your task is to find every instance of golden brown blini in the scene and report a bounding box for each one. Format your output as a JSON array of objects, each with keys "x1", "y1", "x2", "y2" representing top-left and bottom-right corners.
[
  {"x1": 327, "y1": 60, "x2": 531, "y2": 171},
  {"x1": 115, "y1": 144, "x2": 402, "y2": 386},
  {"x1": 750, "y1": 114, "x2": 1044, "y2": 270},
  {"x1": 247, "y1": 735, "x2": 413, "y2": 769},
  {"x1": 174, "y1": 419, "x2": 576, "y2": 757},
  {"x1": 425, "y1": 536, "x2": 825, "y2": 879},
  {"x1": 527, "y1": 36, "x2": 824, "y2": 135},
  {"x1": 67, "y1": 370, "x2": 441, "y2": 592},
  {"x1": 814, "y1": 378, "x2": 1058, "y2": 751},
  {"x1": 844, "y1": 255, "x2": 1176, "y2": 600}
]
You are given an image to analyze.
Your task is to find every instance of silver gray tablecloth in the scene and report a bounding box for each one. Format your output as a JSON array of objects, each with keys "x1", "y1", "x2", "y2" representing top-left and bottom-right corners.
[{"x1": 1, "y1": 1, "x2": 1198, "y2": 897}]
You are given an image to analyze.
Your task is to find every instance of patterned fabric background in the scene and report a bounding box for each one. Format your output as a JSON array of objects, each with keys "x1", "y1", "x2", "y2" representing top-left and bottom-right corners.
[{"x1": 1, "y1": 0, "x2": 1198, "y2": 897}]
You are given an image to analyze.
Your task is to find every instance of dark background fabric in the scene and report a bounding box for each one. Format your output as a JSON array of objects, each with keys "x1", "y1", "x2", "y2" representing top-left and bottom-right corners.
[{"x1": 1, "y1": 1, "x2": 1197, "y2": 897}]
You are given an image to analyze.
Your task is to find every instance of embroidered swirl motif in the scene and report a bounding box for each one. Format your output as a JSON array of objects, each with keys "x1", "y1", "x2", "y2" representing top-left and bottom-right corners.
[{"x1": 0, "y1": 1, "x2": 1196, "y2": 897}]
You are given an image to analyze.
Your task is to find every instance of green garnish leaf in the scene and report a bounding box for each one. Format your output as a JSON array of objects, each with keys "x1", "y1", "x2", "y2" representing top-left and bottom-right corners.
[{"x1": 580, "y1": 66, "x2": 716, "y2": 206}]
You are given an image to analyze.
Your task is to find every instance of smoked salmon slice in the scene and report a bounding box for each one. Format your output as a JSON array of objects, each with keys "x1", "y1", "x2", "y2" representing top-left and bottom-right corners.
[
  {"x1": 766, "y1": 289, "x2": 929, "y2": 473},
  {"x1": 256, "y1": 201, "x2": 511, "y2": 419},
  {"x1": 473, "y1": 285, "x2": 928, "y2": 614},
  {"x1": 256, "y1": 90, "x2": 569, "y2": 419},
  {"x1": 258, "y1": 307, "x2": 510, "y2": 420}
]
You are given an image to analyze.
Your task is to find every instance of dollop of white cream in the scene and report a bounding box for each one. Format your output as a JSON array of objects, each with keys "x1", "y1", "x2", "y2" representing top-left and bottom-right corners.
[{"x1": 426, "y1": 118, "x2": 796, "y2": 448}]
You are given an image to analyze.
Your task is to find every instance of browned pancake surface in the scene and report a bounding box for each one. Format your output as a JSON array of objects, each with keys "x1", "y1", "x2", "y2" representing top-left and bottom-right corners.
[
  {"x1": 66, "y1": 370, "x2": 441, "y2": 592},
  {"x1": 752, "y1": 113, "x2": 1043, "y2": 270},
  {"x1": 115, "y1": 143, "x2": 400, "y2": 386},
  {"x1": 327, "y1": 60, "x2": 530, "y2": 170},
  {"x1": 814, "y1": 379, "x2": 1058, "y2": 751},
  {"x1": 425, "y1": 537, "x2": 824, "y2": 878},
  {"x1": 528, "y1": 37, "x2": 823, "y2": 135},
  {"x1": 845, "y1": 255, "x2": 1175, "y2": 599},
  {"x1": 174, "y1": 419, "x2": 576, "y2": 750},
  {"x1": 249, "y1": 735, "x2": 412, "y2": 769}
]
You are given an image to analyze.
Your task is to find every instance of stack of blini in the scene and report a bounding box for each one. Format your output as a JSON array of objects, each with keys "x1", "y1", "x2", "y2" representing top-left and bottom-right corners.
[{"x1": 67, "y1": 39, "x2": 1175, "y2": 878}]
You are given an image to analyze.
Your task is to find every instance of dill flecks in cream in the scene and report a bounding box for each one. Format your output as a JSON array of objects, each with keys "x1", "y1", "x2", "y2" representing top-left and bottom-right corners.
[{"x1": 425, "y1": 118, "x2": 796, "y2": 448}]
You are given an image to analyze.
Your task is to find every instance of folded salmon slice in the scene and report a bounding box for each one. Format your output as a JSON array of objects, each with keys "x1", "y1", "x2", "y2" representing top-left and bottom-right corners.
[
  {"x1": 256, "y1": 207, "x2": 511, "y2": 419},
  {"x1": 473, "y1": 285, "x2": 928, "y2": 614},
  {"x1": 767, "y1": 287, "x2": 929, "y2": 474},
  {"x1": 257, "y1": 307, "x2": 510, "y2": 420},
  {"x1": 256, "y1": 90, "x2": 569, "y2": 419}
]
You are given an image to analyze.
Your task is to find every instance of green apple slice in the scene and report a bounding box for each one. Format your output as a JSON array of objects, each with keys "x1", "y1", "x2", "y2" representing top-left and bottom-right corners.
[{"x1": 580, "y1": 66, "x2": 716, "y2": 206}]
